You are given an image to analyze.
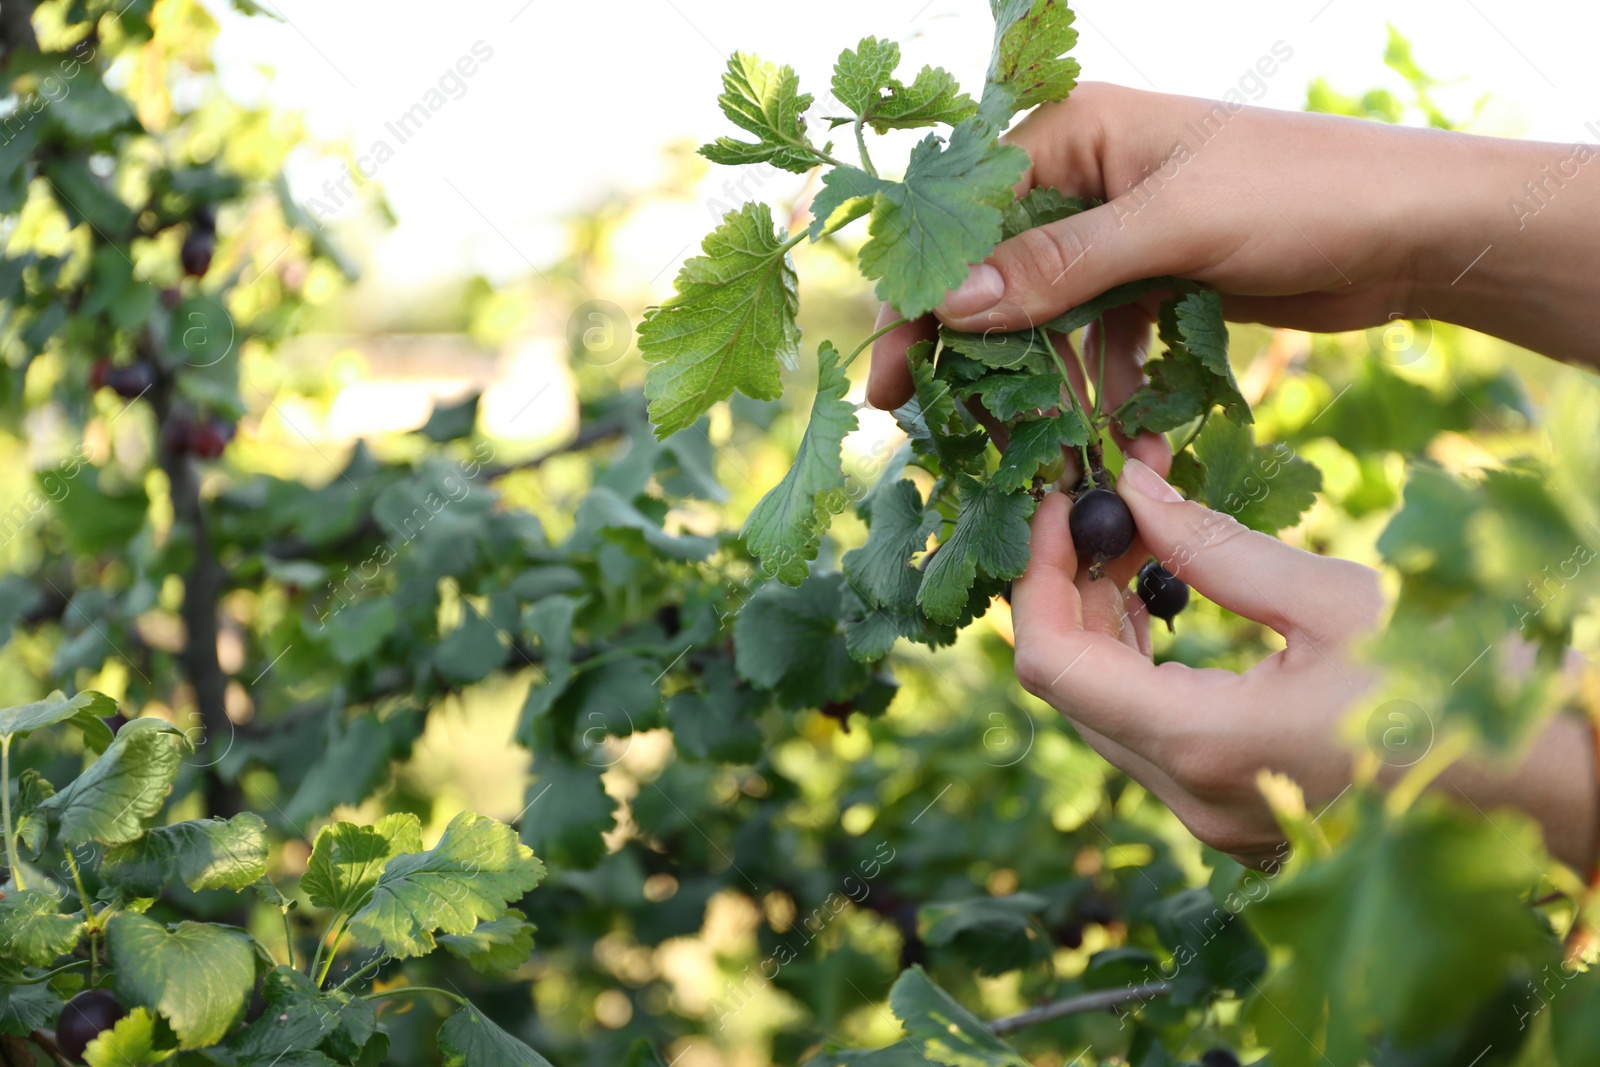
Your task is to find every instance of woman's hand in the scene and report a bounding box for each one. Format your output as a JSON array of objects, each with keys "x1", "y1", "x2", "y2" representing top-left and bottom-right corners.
[
  {"x1": 1013, "y1": 459, "x2": 1600, "y2": 872},
  {"x1": 867, "y1": 81, "x2": 1600, "y2": 414},
  {"x1": 1010, "y1": 458, "x2": 1385, "y2": 867}
]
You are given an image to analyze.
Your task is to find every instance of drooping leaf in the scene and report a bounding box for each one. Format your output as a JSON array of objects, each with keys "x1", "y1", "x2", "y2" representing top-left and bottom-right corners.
[
  {"x1": 734, "y1": 574, "x2": 871, "y2": 708},
  {"x1": 0, "y1": 689, "x2": 116, "y2": 748},
  {"x1": 984, "y1": 0, "x2": 1081, "y2": 117},
  {"x1": 742, "y1": 341, "x2": 857, "y2": 585},
  {"x1": 14, "y1": 769, "x2": 54, "y2": 859},
  {"x1": 107, "y1": 913, "x2": 257, "y2": 1050},
  {"x1": 843, "y1": 480, "x2": 939, "y2": 614},
  {"x1": 438, "y1": 1004, "x2": 556, "y2": 1067},
  {"x1": 283, "y1": 711, "x2": 421, "y2": 826},
  {"x1": 888, "y1": 966, "x2": 1029, "y2": 1066},
  {"x1": 640, "y1": 202, "x2": 801, "y2": 437},
  {"x1": 918, "y1": 477, "x2": 1036, "y2": 624},
  {"x1": 40, "y1": 718, "x2": 190, "y2": 846},
  {"x1": 843, "y1": 120, "x2": 1029, "y2": 318},
  {"x1": 0, "y1": 890, "x2": 83, "y2": 966},
  {"x1": 937, "y1": 325, "x2": 1055, "y2": 375},
  {"x1": 699, "y1": 52, "x2": 817, "y2": 173},
  {"x1": 101, "y1": 813, "x2": 268, "y2": 896},
  {"x1": 438, "y1": 909, "x2": 537, "y2": 974},
  {"x1": 300, "y1": 813, "x2": 424, "y2": 915},
  {"x1": 347, "y1": 812, "x2": 546, "y2": 958},
  {"x1": 991, "y1": 410, "x2": 1088, "y2": 491}
]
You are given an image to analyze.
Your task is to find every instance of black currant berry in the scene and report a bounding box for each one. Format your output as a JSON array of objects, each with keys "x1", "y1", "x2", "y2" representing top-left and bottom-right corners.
[
  {"x1": 1069, "y1": 488, "x2": 1135, "y2": 579},
  {"x1": 1136, "y1": 560, "x2": 1190, "y2": 631},
  {"x1": 181, "y1": 230, "x2": 214, "y2": 277},
  {"x1": 56, "y1": 989, "x2": 127, "y2": 1063},
  {"x1": 105, "y1": 362, "x2": 153, "y2": 399},
  {"x1": 1199, "y1": 1050, "x2": 1242, "y2": 1067}
]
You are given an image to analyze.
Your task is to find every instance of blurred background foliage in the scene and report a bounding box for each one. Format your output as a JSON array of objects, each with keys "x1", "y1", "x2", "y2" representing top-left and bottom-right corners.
[{"x1": 2, "y1": 1, "x2": 1599, "y2": 1065}]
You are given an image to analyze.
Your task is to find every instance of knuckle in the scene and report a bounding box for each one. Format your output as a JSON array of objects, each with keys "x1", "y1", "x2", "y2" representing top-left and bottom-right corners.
[
  {"x1": 1013, "y1": 642, "x2": 1056, "y2": 701},
  {"x1": 1010, "y1": 223, "x2": 1089, "y2": 294}
]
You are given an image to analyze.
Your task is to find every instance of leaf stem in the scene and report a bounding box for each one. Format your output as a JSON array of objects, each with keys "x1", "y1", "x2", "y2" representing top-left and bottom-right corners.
[
  {"x1": 280, "y1": 905, "x2": 296, "y2": 972},
  {"x1": 843, "y1": 316, "x2": 909, "y2": 370},
  {"x1": 315, "y1": 918, "x2": 349, "y2": 988},
  {"x1": 1174, "y1": 410, "x2": 1210, "y2": 455},
  {"x1": 63, "y1": 849, "x2": 96, "y2": 980},
  {"x1": 2, "y1": 736, "x2": 22, "y2": 893},
  {"x1": 1093, "y1": 315, "x2": 1108, "y2": 417},
  {"x1": 11, "y1": 960, "x2": 90, "y2": 985},
  {"x1": 1042, "y1": 334, "x2": 1097, "y2": 478},
  {"x1": 332, "y1": 953, "x2": 389, "y2": 994},
  {"x1": 362, "y1": 984, "x2": 469, "y2": 1008},
  {"x1": 853, "y1": 118, "x2": 878, "y2": 178},
  {"x1": 987, "y1": 981, "x2": 1174, "y2": 1036}
]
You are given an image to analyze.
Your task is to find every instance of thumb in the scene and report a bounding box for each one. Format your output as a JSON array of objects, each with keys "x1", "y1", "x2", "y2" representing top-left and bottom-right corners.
[
  {"x1": 935, "y1": 203, "x2": 1178, "y2": 333},
  {"x1": 1117, "y1": 458, "x2": 1383, "y2": 644}
]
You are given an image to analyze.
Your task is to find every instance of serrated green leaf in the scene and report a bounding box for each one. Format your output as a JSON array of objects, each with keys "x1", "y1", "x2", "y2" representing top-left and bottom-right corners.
[
  {"x1": 870, "y1": 66, "x2": 977, "y2": 132},
  {"x1": 1114, "y1": 294, "x2": 1249, "y2": 436},
  {"x1": 1039, "y1": 276, "x2": 1189, "y2": 335},
  {"x1": 0, "y1": 890, "x2": 83, "y2": 966},
  {"x1": 921, "y1": 893, "x2": 1052, "y2": 976},
  {"x1": 743, "y1": 341, "x2": 857, "y2": 586},
  {"x1": 1182, "y1": 418, "x2": 1320, "y2": 534},
  {"x1": 889, "y1": 966, "x2": 1029, "y2": 1067},
  {"x1": 958, "y1": 372, "x2": 1062, "y2": 421},
  {"x1": 843, "y1": 480, "x2": 938, "y2": 614},
  {"x1": 832, "y1": 37, "x2": 902, "y2": 117},
  {"x1": 438, "y1": 909, "x2": 536, "y2": 974},
  {"x1": 213, "y1": 966, "x2": 352, "y2": 1064},
  {"x1": 849, "y1": 121, "x2": 1029, "y2": 318},
  {"x1": 82, "y1": 1007, "x2": 173, "y2": 1067},
  {"x1": 40, "y1": 718, "x2": 190, "y2": 846},
  {"x1": 1000, "y1": 186, "x2": 1087, "y2": 239},
  {"x1": 301, "y1": 813, "x2": 424, "y2": 914},
  {"x1": 347, "y1": 812, "x2": 545, "y2": 958},
  {"x1": 108, "y1": 913, "x2": 256, "y2": 1049},
  {"x1": 700, "y1": 52, "x2": 817, "y2": 173},
  {"x1": 937, "y1": 325, "x2": 1054, "y2": 375},
  {"x1": 570, "y1": 486, "x2": 717, "y2": 562},
  {"x1": 896, "y1": 355, "x2": 988, "y2": 473},
  {"x1": 918, "y1": 478, "x2": 1035, "y2": 624},
  {"x1": 1174, "y1": 288, "x2": 1231, "y2": 376},
  {"x1": 0, "y1": 980, "x2": 62, "y2": 1037},
  {"x1": 734, "y1": 574, "x2": 871, "y2": 708},
  {"x1": 0, "y1": 689, "x2": 116, "y2": 748},
  {"x1": 438, "y1": 1004, "x2": 556, "y2": 1067},
  {"x1": 640, "y1": 202, "x2": 801, "y2": 437},
  {"x1": 100, "y1": 813, "x2": 268, "y2": 896},
  {"x1": 519, "y1": 755, "x2": 615, "y2": 871},
  {"x1": 985, "y1": 0, "x2": 1080, "y2": 117},
  {"x1": 666, "y1": 659, "x2": 765, "y2": 763},
  {"x1": 992, "y1": 410, "x2": 1088, "y2": 491}
]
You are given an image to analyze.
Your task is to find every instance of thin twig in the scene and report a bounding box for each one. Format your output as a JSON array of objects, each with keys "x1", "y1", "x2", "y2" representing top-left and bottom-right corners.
[
  {"x1": 29, "y1": 1031, "x2": 73, "y2": 1067},
  {"x1": 987, "y1": 981, "x2": 1174, "y2": 1036}
]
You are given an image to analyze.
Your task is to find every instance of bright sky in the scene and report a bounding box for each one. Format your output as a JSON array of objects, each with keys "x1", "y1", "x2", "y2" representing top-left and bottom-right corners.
[{"x1": 212, "y1": 0, "x2": 1600, "y2": 292}]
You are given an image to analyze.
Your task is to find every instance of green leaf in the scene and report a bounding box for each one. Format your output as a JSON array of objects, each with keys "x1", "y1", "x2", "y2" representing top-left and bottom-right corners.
[
  {"x1": 1174, "y1": 288, "x2": 1231, "y2": 377},
  {"x1": 896, "y1": 354, "x2": 988, "y2": 473},
  {"x1": 519, "y1": 755, "x2": 616, "y2": 871},
  {"x1": 347, "y1": 812, "x2": 546, "y2": 958},
  {"x1": 640, "y1": 202, "x2": 801, "y2": 437},
  {"x1": 419, "y1": 393, "x2": 481, "y2": 441},
  {"x1": 1000, "y1": 186, "x2": 1088, "y2": 239},
  {"x1": 0, "y1": 980, "x2": 62, "y2": 1037},
  {"x1": 1178, "y1": 418, "x2": 1321, "y2": 534},
  {"x1": 438, "y1": 1004, "x2": 555, "y2": 1067},
  {"x1": 570, "y1": 486, "x2": 718, "y2": 562},
  {"x1": 214, "y1": 966, "x2": 354, "y2": 1064},
  {"x1": 888, "y1": 966, "x2": 1028, "y2": 1067},
  {"x1": 831, "y1": 37, "x2": 902, "y2": 117},
  {"x1": 1113, "y1": 291, "x2": 1248, "y2": 435},
  {"x1": 1039, "y1": 276, "x2": 1189, "y2": 335},
  {"x1": 434, "y1": 611, "x2": 510, "y2": 685},
  {"x1": 82, "y1": 1008, "x2": 173, "y2": 1067},
  {"x1": 843, "y1": 480, "x2": 939, "y2": 614},
  {"x1": 43, "y1": 159, "x2": 135, "y2": 234},
  {"x1": 937, "y1": 325, "x2": 1054, "y2": 375},
  {"x1": 101, "y1": 813, "x2": 268, "y2": 896},
  {"x1": 1553, "y1": 967, "x2": 1600, "y2": 1067},
  {"x1": 283, "y1": 712, "x2": 420, "y2": 826},
  {"x1": 985, "y1": 0, "x2": 1081, "y2": 117},
  {"x1": 734, "y1": 574, "x2": 871, "y2": 708},
  {"x1": 622, "y1": 1040, "x2": 671, "y2": 1067},
  {"x1": 40, "y1": 718, "x2": 190, "y2": 846},
  {"x1": 742, "y1": 341, "x2": 858, "y2": 586},
  {"x1": 1245, "y1": 798, "x2": 1551, "y2": 1063},
  {"x1": 0, "y1": 890, "x2": 83, "y2": 966},
  {"x1": 0, "y1": 690, "x2": 116, "y2": 747},
  {"x1": 918, "y1": 477, "x2": 1036, "y2": 624},
  {"x1": 108, "y1": 913, "x2": 256, "y2": 1050},
  {"x1": 958, "y1": 372, "x2": 1063, "y2": 421},
  {"x1": 992, "y1": 410, "x2": 1088, "y2": 491},
  {"x1": 850, "y1": 120, "x2": 1029, "y2": 318},
  {"x1": 831, "y1": 38, "x2": 976, "y2": 133},
  {"x1": 14, "y1": 770, "x2": 54, "y2": 859},
  {"x1": 47, "y1": 64, "x2": 136, "y2": 137},
  {"x1": 321, "y1": 600, "x2": 399, "y2": 666},
  {"x1": 666, "y1": 659, "x2": 765, "y2": 763},
  {"x1": 699, "y1": 52, "x2": 817, "y2": 173},
  {"x1": 438, "y1": 909, "x2": 537, "y2": 974},
  {"x1": 300, "y1": 812, "x2": 424, "y2": 914},
  {"x1": 921, "y1": 893, "x2": 1052, "y2": 976}
]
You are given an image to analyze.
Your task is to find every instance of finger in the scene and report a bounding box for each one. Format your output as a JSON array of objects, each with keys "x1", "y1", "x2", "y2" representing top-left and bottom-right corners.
[
  {"x1": 867, "y1": 305, "x2": 937, "y2": 410},
  {"x1": 933, "y1": 204, "x2": 1182, "y2": 334},
  {"x1": 1081, "y1": 304, "x2": 1171, "y2": 479},
  {"x1": 1011, "y1": 491, "x2": 1193, "y2": 748},
  {"x1": 1117, "y1": 458, "x2": 1384, "y2": 644}
]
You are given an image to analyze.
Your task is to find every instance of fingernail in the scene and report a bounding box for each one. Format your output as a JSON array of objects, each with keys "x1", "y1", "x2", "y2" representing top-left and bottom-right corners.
[
  {"x1": 1121, "y1": 458, "x2": 1182, "y2": 503},
  {"x1": 940, "y1": 263, "x2": 1004, "y2": 318}
]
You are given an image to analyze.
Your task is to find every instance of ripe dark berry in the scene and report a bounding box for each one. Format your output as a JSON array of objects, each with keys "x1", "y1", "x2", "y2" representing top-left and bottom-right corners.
[
  {"x1": 105, "y1": 363, "x2": 153, "y2": 399},
  {"x1": 187, "y1": 419, "x2": 234, "y2": 459},
  {"x1": 1069, "y1": 488, "x2": 1135, "y2": 579},
  {"x1": 180, "y1": 230, "x2": 214, "y2": 277},
  {"x1": 1135, "y1": 560, "x2": 1190, "y2": 631},
  {"x1": 56, "y1": 989, "x2": 126, "y2": 1063},
  {"x1": 1200, "y1": 1050, "x2": 1241, "y2": 1067},
  {"x1": 100, "y1": 714, "x2": 124, "y2": 737},
  {"x1": 88, "y1": 358, "x2": 113, "y2": 391}
]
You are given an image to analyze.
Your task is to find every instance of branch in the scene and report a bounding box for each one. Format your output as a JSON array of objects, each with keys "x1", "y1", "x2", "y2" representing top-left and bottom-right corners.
[
  {"x1": 473, "y1": 410, "x2": 632, "y2": 481},
  {"x1": 29, "y1": 1031, "x2": 73, "y2": 1067},
  {"x1": 986, "y1": 982, "x2": 1174, "y2": 1036}
]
